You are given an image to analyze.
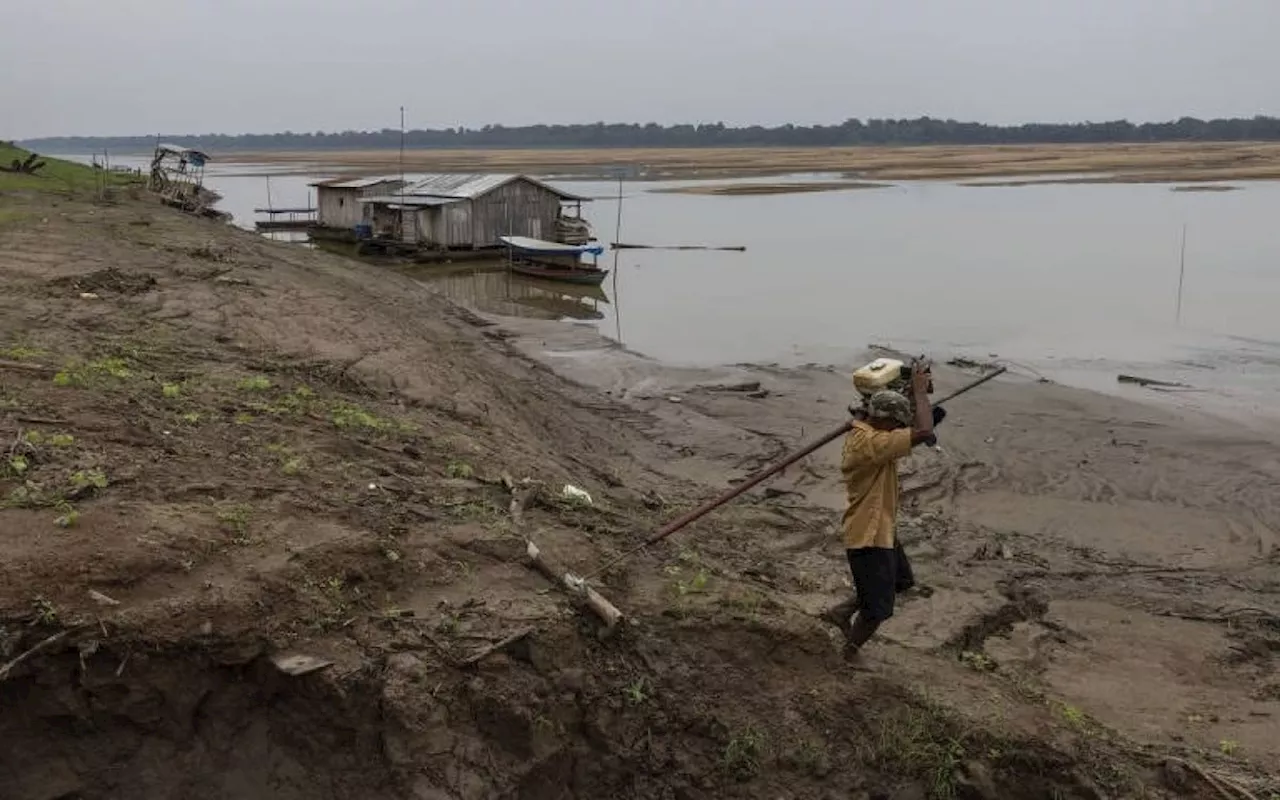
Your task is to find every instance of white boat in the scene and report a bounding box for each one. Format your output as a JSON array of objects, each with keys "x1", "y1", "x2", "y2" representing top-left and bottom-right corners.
[
  {"x1": 498, "y1": 236, "x2": 605, "y2": 256},
  {"x1": 498, "y1": 236, "x2": 609, "y2": 285}
]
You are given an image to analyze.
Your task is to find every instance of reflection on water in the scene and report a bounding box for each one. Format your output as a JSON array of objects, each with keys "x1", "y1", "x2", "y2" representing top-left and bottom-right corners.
[{"x1": 407, "y1": 263, "x2": 610, "y2": 322}]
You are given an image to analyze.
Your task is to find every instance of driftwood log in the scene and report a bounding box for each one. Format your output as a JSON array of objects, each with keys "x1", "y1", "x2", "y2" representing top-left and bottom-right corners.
[
  {"x1": 0, "y1": 629, "x2": 74, "y2": 682},
  {"x1": 458, "y1": 626, "x2": 534, "y2": 667},
  {"x1": 506, "y1": 477, "x2": 623, "y2": 633},
  {"x1": 1117, "y1": 374, "x2": 1190, "y2": 389},
  {"x1": 526, "y1": 540, "x2": 623, "y2": 633},
  {"x1": 0, "y1": 359, "x2": 55, "y2": 375}
]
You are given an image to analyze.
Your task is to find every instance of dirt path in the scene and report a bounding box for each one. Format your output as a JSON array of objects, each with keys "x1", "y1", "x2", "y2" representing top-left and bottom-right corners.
[{"x1": 1, "y1": 188, "x2": 1276, "y2": 799}]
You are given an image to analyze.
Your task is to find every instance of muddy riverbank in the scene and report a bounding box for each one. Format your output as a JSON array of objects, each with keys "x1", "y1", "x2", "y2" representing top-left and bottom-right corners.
[{"x1": 0, "y1": 177, "x2": 1276, "y2": 798}]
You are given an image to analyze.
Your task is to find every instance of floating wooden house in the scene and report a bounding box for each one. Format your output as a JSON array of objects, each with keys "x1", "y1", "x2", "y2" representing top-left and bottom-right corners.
[
  {"x1": 358, "y1": 173, "x2": 593, "y2": 250},
  {"x1": 310, "y1": 175, "x2": 407, "y2": 230}
]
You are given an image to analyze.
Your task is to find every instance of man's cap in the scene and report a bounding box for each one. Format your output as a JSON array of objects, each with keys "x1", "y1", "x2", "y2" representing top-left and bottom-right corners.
[{"x1": 866, "y1": 390, "x2": 913, "y2": 427}]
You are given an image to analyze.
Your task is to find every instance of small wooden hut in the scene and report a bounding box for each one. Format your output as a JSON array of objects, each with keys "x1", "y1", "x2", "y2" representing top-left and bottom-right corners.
[
  {"x1": 359, "y1": 173, "x2": 591, "y2": 249},
  {"x1": 310, "y1": 176, "x2": 406, "y2": 230}
]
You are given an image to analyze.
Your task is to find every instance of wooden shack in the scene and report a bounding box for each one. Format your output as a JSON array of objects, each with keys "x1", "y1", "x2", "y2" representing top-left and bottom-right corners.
[
  {"x1": 359, "y1": 173, "x2": 591, "y2": 250},
  {"x1": 310, "y1": 176, "x2": 406, "y2": 230}
]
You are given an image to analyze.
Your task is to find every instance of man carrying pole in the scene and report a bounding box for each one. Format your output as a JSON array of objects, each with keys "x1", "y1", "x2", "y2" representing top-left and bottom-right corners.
[{"x1": 821, "y1": 361, "x2": 936, "y2": 663}]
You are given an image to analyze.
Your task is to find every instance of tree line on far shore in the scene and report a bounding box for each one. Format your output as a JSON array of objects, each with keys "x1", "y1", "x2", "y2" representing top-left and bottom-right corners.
[{"x1": 19, "y1": 115, "x2": 1280, "y2": 153}]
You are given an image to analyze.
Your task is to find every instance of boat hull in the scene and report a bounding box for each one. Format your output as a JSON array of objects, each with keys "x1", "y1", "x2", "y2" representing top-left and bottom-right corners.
[{"x1": 510, "y1": 264, "x2": 609, "y2": 286}]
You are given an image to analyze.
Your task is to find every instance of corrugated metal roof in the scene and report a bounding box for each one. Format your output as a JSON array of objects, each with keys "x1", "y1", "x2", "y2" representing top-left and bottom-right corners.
[
  {"x1": 358, "y1": 195, "x2": 460, "y2": 207},
  {"x1": 403, "y1": 173, "x2": 588, "y2": 201},
  {"x1": 309, "y1": 175, "x2": 405, "y2": 189},
  {"x1": 158, "y1": 143, "x2": 210, "y2": 159}
]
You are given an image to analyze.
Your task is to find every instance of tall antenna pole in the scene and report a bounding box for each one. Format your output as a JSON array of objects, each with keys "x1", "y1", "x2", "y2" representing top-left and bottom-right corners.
[{"x1": 1175, "y1": 223, "x2": 1187, "y2": 325}]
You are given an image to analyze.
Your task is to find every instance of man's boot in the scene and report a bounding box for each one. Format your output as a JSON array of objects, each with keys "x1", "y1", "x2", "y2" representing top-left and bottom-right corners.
[
  {"x1": 820, "y1": 595, "x2": 860, "y2": 641},
  {"x1": 842, "y1": 614, "x2": 881, "y2": 669}
]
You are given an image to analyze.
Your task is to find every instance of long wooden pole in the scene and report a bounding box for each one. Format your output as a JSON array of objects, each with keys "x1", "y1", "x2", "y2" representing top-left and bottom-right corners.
[
  {"x1": 583, "y1": 366, "x2": 1008, "y2": 580},
  {"x1": 1175, "y1": 223, "x2": 1188, "y2": 325},
  {"x1": 611, "y1": 175, "x2": 624, "y2": 344}
]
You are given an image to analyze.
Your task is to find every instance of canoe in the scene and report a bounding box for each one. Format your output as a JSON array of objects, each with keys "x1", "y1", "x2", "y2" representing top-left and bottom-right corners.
[{"x1": 510, "y1": 263, "x2": 609, "y2": 286}]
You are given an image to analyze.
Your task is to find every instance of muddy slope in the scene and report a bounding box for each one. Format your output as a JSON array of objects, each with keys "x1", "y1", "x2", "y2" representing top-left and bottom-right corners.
[{"x1": 0, "y1": 191, "x2": 1275, "y2": 799}]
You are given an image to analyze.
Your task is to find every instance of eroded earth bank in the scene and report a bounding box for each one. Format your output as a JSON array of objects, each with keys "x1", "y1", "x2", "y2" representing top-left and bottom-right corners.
[{"x1": 1, "y1": 188, "x2": 1277, "y2": 799}]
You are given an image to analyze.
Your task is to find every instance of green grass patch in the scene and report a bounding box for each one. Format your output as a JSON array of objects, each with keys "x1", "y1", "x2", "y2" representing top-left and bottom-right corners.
[
  {"x1": 863, "y1": 702, "x2": 967, "y2": 799},
  {"x1": 263, "y1": 385, "x2": 316, "y2": 415},
  {"x1": 675, "y1": 568, "x2": 710, "y2": 596},
  {"x1": 300, "y1": 573, "x2": 362, "y2": 630},
  {"x1": 54, "y1": 502, "x2": 80, "y2": 528},
  {"x1": 0, "y1": 207, "x2": 29, "y2": 226},
  {"x1": 215, "y1": 502, "x2": 253, "y2": 545},
  {"x1": 445, "y1": 461, "x2": 474, "y2": 479},
  {"x1": 267, "y1": 444, "x2": 306, "y2": 476},
  {"x1": 2, "y1": 483, "x2": 48, "y2": 509},
  {"x1": 31, "y1": 596, "x2": 59, "y2": 625},
  {"x1": 0, "y1": 345, "x2": 43, "y2": 360},
  {"x1": 5, "y1": 454, "x2": 29, "y2": 477},
  {"x1": 722, "y1": 726, "x2": 766, "y2": 781},
  {"x1": 69, "y1": 469, "x2": 108, "y2": 493},
  {"x1": 623, "y1": 677, "x2": 653, "y2": 706},
  {"x1": 330, "y1": 401, "x2": 393, "y2": 431},
  {"x1": 53, "y1": 356, "x2": 133, "y2": 387},
  {"x1": 237, "y1": 375, "x2": 272, "y2": 392},
  {"x1": 0, "y1": 143, "x2": 135, "y2": 194}
]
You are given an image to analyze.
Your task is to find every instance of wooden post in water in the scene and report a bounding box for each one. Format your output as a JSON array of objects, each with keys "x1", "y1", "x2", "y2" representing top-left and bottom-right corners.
[
  {"x1": 1175, "y1": 223, "x2": 1188, "y2": 325},
  {"x1": 611, "y1": 174, "x2": 624, "y2": 344}
]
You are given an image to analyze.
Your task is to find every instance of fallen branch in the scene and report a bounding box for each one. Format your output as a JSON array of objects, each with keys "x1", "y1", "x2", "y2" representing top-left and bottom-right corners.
[
  {"x1": 526, "y1": 540, "x2": 623, "y2": 633},
  {"x1": 503, "y1": 478, "x2": 624, "y2": 632},
  {"x1": 0, "y1": 359, "x2": 55, "y2": 375},
  {"x1": 1165, "y1": 757, "x2": 1260, "y2": 800},
  {"x1": 1117, "y1": 374, "x2": 1190, "y2": 389},
  {"x1": 0, "y1": 629, "x2": 73, "y2": 682},
  {"x1": 15, "y1": 416, "x2": 68, "y2": 425},
  {"x1": 458, "y1": 627, "x2": 534, "y2": 667}
]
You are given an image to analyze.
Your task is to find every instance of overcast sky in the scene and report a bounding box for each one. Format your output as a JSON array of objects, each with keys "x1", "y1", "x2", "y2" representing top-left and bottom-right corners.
[{"x1": 6, "y1": 0, "x2": 1278, "y2": 138}]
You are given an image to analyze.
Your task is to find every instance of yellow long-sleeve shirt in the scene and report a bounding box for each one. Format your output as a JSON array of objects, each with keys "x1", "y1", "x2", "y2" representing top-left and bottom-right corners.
[{"x1": 840, "y1": 420, "x2": 912, "y2": 549}]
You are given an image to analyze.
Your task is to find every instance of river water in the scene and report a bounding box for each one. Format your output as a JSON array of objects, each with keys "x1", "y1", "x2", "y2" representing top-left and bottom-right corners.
[{"x1": 78, "y1": 155, "x2": 1280, "y2": 427}]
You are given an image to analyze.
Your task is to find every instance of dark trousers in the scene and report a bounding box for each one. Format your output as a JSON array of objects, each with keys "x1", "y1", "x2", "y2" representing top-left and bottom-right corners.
[{"x1": 846, "y1": 540, "x2": 915, "y2": 623}]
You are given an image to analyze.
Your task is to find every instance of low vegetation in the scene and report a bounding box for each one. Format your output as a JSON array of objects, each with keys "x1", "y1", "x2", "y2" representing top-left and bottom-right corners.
[
  {"x1": 25, "y1": 114, "x2": 1280, "y2": 152},
  {"x1": 0, "y1": 142, "x2": 137, "y2": 194}
]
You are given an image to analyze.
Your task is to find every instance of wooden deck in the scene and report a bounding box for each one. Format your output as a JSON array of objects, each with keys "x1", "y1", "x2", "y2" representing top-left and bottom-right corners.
[{"x1": 254, "y1": 206, "x2": 317, "y2": 233}]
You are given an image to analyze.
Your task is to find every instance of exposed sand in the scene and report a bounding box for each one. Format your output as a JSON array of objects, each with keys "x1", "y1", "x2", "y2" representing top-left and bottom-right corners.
[
  {"x1": 650, "y1": 180, "x2": 892, "y2": 196},
  {"x1": 218, "y1": 141, "x2": 1280, "y2": 182}
]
